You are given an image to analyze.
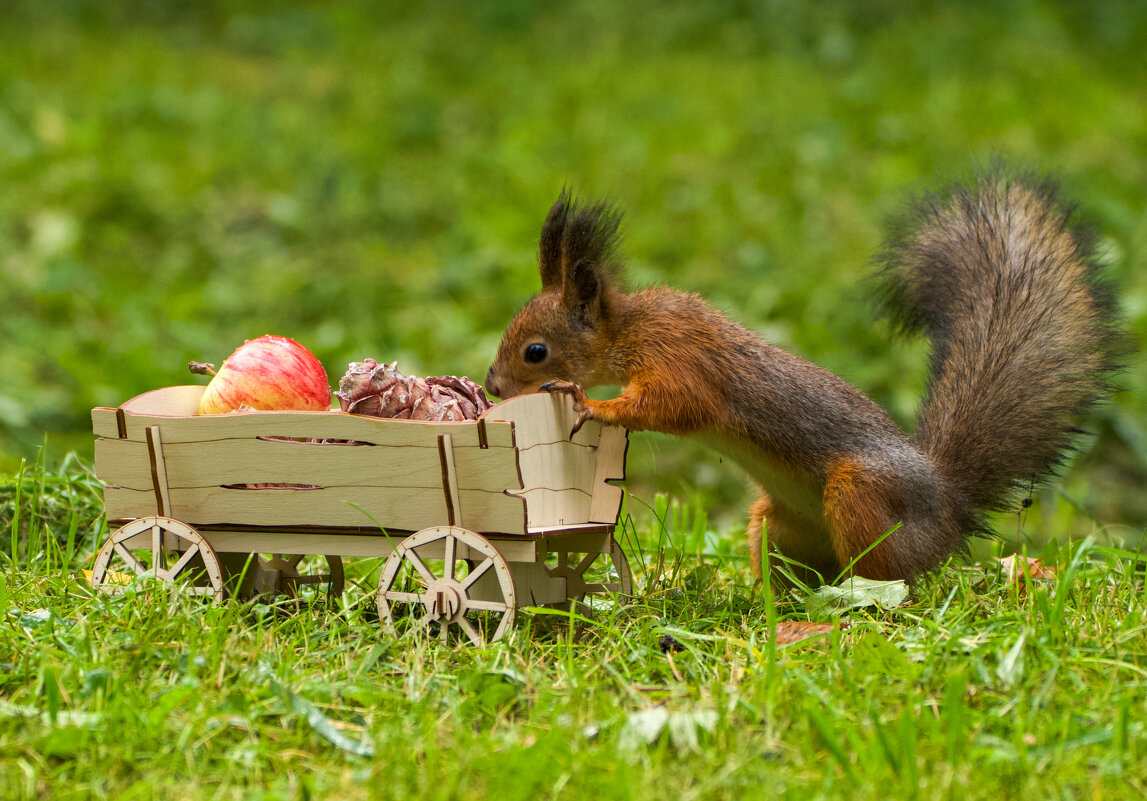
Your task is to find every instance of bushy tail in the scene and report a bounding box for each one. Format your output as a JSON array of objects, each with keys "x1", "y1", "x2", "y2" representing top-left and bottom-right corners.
[{"x1": 877, "y1": 169, "x2": 1126, "y2": 527}]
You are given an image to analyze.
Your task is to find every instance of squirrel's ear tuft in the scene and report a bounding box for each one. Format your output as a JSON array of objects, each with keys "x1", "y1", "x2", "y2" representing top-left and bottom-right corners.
[
  {"x1": 538, "y1": 191, "x2": 573, "y2": 289},
  {"x1": 537, "y1": 190, "x2": 625, "y2": 291}
]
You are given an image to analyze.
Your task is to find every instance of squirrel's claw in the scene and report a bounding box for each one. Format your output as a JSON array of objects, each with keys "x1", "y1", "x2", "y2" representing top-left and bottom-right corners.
[{"x1": 539, "y1": 380, "x2": 593, "y2": 438}]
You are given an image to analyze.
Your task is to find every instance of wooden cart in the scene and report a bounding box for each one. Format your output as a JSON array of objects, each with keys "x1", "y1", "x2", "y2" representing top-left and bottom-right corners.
[{"x1": 90, "y1": 387, "x2": 631, "y2": 644}]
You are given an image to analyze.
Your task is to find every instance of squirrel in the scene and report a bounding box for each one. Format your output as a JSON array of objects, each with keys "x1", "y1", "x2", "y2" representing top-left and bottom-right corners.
[{"x1": 485, "y1": 170, "x2": 1126, "y2": 583}]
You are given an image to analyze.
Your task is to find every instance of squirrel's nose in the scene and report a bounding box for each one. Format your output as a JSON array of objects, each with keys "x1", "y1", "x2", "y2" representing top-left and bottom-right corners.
[{"x1": 485, "y1": 367, "x2": 501, "y2": 399}]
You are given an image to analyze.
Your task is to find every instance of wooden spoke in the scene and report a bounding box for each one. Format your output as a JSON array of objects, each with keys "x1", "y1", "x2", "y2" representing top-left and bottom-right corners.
[
  {"x1": 459, "y1": 558, "x2": 494, "y2": 591},
  {"x1": 90, "y1": 516, "x2": 224, "y2": 601},
  {"x1": 457, "y1": 616, "x2": 484, "y2": 647},
  {"x1": 150, "y1": 525, "x2": 162, "y2": 575},
  {"x1": 113, "y1": 542, "x2": 150, "y2": 576},
  {"x1": 575, "y1": 551, "x2": 598, "y2": 575},
  {"x1": 377, "y1": 526, "x2": 517, "y2": 646},
  {"x1": 443, "y1": 533, "x2": 457, "y2": 581},
  {"x1": 384, "y1": 591, "x2": 423, "y2": 605},
  {"x1": 165, "y1": 543, "x2": 202, "y2": 579},
  {"x1": 404, "y1": 549, "x2": 438, "y2": 587}
]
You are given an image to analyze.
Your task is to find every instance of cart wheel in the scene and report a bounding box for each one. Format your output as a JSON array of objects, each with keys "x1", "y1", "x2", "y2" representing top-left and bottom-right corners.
[
  {"x1": 546, "y1": 535, "x2": 632, "y2": 607},
  {"x1": 90, "y1": 516, "x2": 224, "y2": 601},
  {"x1": 377, "y1": 526, "x2": 516, "y2": 646},
  {"x1": 254, "y1": 554, "x2": 345, "y2": 601}
]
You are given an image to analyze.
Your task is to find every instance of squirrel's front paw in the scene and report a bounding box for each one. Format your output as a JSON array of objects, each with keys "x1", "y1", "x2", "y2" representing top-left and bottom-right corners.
[{"x1": 539, "y1": 380, "x2": 593, "y2": 437}]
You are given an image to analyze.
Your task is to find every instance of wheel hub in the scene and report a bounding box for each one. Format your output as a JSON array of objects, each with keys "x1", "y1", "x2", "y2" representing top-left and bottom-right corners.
[{"x1": 423, "y1": 579, "x2": 464, "y2": 622}]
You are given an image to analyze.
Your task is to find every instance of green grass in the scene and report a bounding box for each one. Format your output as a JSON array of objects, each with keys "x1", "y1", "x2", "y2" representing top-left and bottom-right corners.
[
  {"x1": 2, "y1": 460, "x2": 1146, "y2": 800},
  {"x1": 1, "y1": 0, "x2": 1145, "y2": 531}
]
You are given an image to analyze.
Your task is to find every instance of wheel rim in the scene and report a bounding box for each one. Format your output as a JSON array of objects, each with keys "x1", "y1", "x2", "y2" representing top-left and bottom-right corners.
[
  {"x1": 90, "y1": 517, "x2": 224, "y2": 601},
  {"x1": 377, "y1": 526, "x2": 517, "y2": 646}
]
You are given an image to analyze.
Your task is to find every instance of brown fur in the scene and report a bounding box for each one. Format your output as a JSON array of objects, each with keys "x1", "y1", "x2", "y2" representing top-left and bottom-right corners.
[{"x1": 489, "y1": 174, "x2": 1126, "y2": 584}]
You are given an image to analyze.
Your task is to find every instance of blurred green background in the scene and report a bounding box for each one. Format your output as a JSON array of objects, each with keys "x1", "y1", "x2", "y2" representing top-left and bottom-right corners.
[{"x1": 2, "y1": 0, "x2": 1145, "y2": 540}]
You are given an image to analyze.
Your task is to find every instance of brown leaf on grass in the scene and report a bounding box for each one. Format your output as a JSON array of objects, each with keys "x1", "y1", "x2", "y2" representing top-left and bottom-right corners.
[
  {"x1": 995, "y1": 555, "x2": 1056, "y2": 584},
  {"x1": 771, "y1": 620, "x2": 839, "y2": 645}
]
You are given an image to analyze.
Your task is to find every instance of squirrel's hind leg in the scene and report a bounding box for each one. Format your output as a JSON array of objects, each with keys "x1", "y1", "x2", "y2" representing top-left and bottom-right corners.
[
  {"x1": 822, "y1": 456, "x2": 918, "y2": 581},
  {"x1": 747, "y1": 493, "x2": 837, "y2": 588}
]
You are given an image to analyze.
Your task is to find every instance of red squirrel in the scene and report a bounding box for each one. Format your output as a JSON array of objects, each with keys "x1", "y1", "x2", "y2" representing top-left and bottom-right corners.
[{"x1": 485, "y1": 171, "x2": 1124, "y2": 583}]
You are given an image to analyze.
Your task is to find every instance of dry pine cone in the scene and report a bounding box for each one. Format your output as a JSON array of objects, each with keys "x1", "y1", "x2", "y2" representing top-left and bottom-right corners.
[{"x1": 335, "y1": 359, "x2": 492, "y2": 421}]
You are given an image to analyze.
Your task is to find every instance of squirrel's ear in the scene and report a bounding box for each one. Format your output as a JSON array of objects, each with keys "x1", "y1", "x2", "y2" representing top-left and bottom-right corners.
[
  {"x1": 538, "y1": 193, "x2": 571, "y2": 290},
  {"x1": 564, "y1": 259, "x2": 604, "y2": 326}
]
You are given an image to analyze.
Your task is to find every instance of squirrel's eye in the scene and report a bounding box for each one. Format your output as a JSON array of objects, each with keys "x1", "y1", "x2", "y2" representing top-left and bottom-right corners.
[{"x1": 524, "y1": 343, "x2": 548, "y2": 364}]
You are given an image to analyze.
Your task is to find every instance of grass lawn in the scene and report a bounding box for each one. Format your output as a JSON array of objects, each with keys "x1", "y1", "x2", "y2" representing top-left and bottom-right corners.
[{"x1": 1, "y1": 459, "x2": 1146, "y2": 800}]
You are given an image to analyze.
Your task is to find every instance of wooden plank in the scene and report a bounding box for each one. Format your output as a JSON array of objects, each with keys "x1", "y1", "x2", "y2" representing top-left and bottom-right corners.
[
  {"x1": 119, "y1": 411, "x2": 513, "y2": 449},
  {"x1": 515, "y1": 440, "x2": 599, "y2": 495},
  {"x1": 512, "y1": 487, "x2": 593, "y2": 529},
  {"x1": 118, "y1": 529, "x2": 539, "y2": 562},
  {"x1": 145, "y1": 426, "x2": 172, "y2": 517},
  {"x1": 92, "y1": 407, "x2": 121, "y2": 438},
  {"x1": 109, "y1": 387, "x2": 514, "y2": 448},
  {"x1": 539, "y1": 529, "x2": 614, "y2": 554},
  {"x1": 526, "y1": 523, "x2": 616, "y2": 539},
  {"x1": 103, "y1": 485, "x2": 527, "y2": 534},
  {"x1": 94, "y1": 437, "x2": 521, "y2": 493},
  {"x1": 588, "y1": 423, "x2": 628, "y2": 524},
  {"x1": 483, "y1": 392, "x2": 603, "y2": 449},
  {"x1": 437, "y1": 434, "x2": 462, "y2": 527}
]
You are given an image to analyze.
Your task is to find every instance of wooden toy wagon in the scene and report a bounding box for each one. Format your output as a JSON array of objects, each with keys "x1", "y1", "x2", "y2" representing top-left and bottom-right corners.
[{"x1": 90, "y1": 387, "x2": 631, "y2": 644}]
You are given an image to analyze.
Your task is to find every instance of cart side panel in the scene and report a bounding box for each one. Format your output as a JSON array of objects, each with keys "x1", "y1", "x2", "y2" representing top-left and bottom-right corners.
[
  {"x1": 483, "y1": 394, "x2": 629, "y2": 529},
  {"x1": 588, "y1": 423, "x2": 628, "y2": 524},
  {"x1": 95, "y1": 386, "x2": 528, "y2": 534},
  {"x1": 102, "y1": 484, "x2": 528, "y2": 534},
  {"x1": 95, "y1": 437, "x2": 520, "y2": 493}
]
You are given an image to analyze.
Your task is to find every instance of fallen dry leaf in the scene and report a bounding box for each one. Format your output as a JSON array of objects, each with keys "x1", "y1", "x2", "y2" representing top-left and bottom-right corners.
[
  {"x1": 995, "y1": 554, "x2": 1056, "y2": 584},
  {"x1": 771, "y1": 620, "x2": 839, "y2": 645}
]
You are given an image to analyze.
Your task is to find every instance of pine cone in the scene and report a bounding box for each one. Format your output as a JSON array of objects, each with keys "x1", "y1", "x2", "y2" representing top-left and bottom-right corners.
[{"x1": 336, "y1": 359, "x2": 492, "y2": 421}]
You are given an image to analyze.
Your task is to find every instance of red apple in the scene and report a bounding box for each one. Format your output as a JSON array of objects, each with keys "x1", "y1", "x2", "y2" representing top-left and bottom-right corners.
[{"x1": 196, "y1": 335, "x2": 331, "y2": 414}]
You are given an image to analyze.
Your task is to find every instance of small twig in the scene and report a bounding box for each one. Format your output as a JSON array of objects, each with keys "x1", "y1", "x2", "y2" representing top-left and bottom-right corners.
[{"x1": 188, "y1": 361, "x2": 217, "y2": 377}]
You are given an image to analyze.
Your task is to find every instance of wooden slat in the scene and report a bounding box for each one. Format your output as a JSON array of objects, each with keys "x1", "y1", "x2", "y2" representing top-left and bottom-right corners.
[
  {"x1": 588, "y1": 423, "x2": 628, "y2": 524},
  {"x1": 119, "y1": 411, "x2": 512, "y2": 449},
  {"x1": 527, "y1": 524, "x2": 616, "y2": 539},
  {"x1": 515, "y1": 440, "x2": 598, "y2": 494},
  {"x1": 539, "y1": 529, "x2": 614, "y2": 555},
  {"x1": 102, "y1": 485, "x2": 527, "y2": 534},
  {"x1": 94, "y1": 437, "x2": 521, "y2": 493},
  {"x1": 145, "y1": 426, "x2": 172, "y2": 517},
  {"x1": 512, "y1": 487, "x2": 592, "y2": 529},
  {"x1": 437, "y1": 434, "x2": 462, "y2": 527},
  {"x1": 106, "y1": 386, "x2": 514, "y2": 448},
  {"x1": 118, "y1": 529, "x2": 540, "y2": 562},
  {"x1": 92, "y1": 407, "x2": 121, "y2": 438},
  {"x1": 483, "y1": 392, "x2": 603, "y2": 449}
]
